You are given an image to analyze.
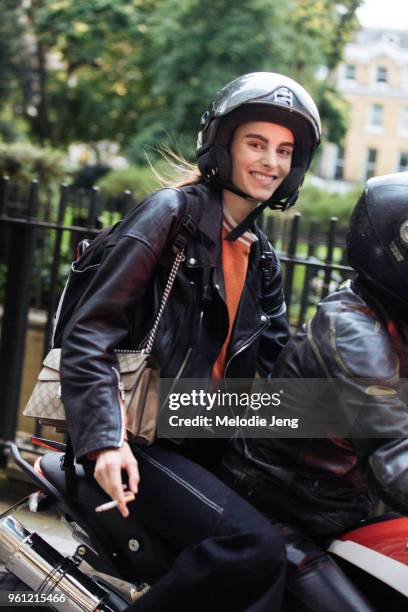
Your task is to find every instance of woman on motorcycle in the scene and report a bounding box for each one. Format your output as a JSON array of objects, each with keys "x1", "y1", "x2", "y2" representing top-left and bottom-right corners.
[
  {"x1": 60, "y1": 72, "x2": 321, "y2": 611},
  {"x1": 219, "y1": 172, "x2": 408, "y2": 611}
]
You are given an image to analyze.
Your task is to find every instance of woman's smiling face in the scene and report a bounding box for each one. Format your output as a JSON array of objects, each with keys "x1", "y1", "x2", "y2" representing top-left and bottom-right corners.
[{"x1": 229, "y1": 121, "x2": 294, "y2": 202}]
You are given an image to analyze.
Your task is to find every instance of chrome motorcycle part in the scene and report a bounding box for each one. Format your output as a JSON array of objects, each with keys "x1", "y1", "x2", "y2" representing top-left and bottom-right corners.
[
  {"x1": 128, "y1": 539, "x2": 140, "y2": 553},
  {"x1": 0, "y1": 514, "x2": 110, "y2": 611}
]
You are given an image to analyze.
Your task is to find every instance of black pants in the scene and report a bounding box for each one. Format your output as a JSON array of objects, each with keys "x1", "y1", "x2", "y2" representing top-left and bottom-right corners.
[
  {"x1": 216, "y1": 460, "x2": 376, "y2": 612},
  {"x1": 90, "y1": 442, "x2": 286, "y2": 611}
]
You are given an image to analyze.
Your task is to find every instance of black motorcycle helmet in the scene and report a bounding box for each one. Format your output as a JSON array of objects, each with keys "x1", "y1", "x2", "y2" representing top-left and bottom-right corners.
[
  {"x1": 347, "y1": 172, "x2": 408, "y2": 315},
  {"x1": 196, "y1": 72, "x2": 321, "y2": 215}
]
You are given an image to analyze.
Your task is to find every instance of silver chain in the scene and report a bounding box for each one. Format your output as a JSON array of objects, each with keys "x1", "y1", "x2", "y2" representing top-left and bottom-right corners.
[{"x1": 144, "y1": 249, "x2": 186, "y2": 354}]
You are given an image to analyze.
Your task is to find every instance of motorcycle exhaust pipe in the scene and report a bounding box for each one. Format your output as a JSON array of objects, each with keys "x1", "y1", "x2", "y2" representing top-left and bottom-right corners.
[{"x1": 0, "y1": 514, "x2": 111, "y2": 611}]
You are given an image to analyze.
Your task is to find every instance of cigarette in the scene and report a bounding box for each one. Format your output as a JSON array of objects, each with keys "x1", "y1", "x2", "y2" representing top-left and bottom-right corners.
[{"x1": 95, "y1": 493, "x2": 135, "y2": 513}]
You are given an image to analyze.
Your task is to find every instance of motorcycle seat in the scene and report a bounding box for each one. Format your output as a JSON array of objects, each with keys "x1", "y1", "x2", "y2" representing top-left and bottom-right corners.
[{"x1": 40, "y1": 451, "x2": 175, "y2": 584}]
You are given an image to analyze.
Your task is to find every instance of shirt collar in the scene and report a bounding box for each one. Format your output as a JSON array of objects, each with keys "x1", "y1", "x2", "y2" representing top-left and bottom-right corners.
[{"x1": 222, "y1": 205, "x2": 258, "y2": 248}]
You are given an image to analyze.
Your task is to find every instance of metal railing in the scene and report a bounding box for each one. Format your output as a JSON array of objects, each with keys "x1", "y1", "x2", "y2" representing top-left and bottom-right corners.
[{"x1": 0, "y1": 178, "x2": 354, "y2": 446}]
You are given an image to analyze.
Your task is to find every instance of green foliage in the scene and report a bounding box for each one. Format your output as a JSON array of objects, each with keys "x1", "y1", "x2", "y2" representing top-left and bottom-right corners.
[
  {"x1": 0, "y1": 118, "x2": 21, "y2": 143},
  {"x1": 1, "y1": 0, "x2": 154, "y2": 146},
  {"x1": 0, "y1": 142, "x2": 68, "y2": 184},
  {"x1": 0, "y1": 1, "x2": 24, "y2": 103},
  {"x1": 126, "y1": 0, "x2": 291, "y2": 160},
  {"x1": 127, "y1": 0, "x2": 362, "y2": 160},
  {"x1": 285, "y1": 0, "x2": 361, "y2": 72},
  {"x1": 294, "y1": 182, "x2": 363, "y2": 229},
  {"x1": 315, "y1": 84, "x2": 350, "y2": 144},
  {"x1": 1, "y1": 0, "x2": 361, "y2": 153},
  {"x1": 72, "y1": 163, "x2": 111, "y2": 188},
  {"x1": 96, "y1": 164, "x2": 162, "y2": 200}
]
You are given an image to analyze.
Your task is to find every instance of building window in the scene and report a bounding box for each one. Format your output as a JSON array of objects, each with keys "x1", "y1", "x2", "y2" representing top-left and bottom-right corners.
[
  {"x1": 400, "y1": 107, "x2": 408, "y2": 133},
  {"x1": 369, "y1": 104, "x2": 384, "y2": 129},
  {"x1": 398, "y1": 152, "x2": 408, "y2": 172},
  {"x1": 365, "y1": 148, "x2": 377, "y2": 180},
  {"x1": 376, "y1": 66, "x2": 388, "y2": 84},
  {"x1": 334, "y1": 145, "x2": 344, "y2": 180},
  {"x1": 345, "y1": 64, "x2": 356, "y2": 80}
]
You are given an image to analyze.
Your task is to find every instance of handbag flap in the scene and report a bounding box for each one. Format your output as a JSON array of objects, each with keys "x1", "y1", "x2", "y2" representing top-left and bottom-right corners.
[
  {"x1": 116, "y1": 351, "x2": 151, "y2": 374},
  {"x1": 126, "y1": 366, "x2": 160, "y2": 444},
  {"x1": 37, "y1": 349, "x2": 61, "y2": 381},
  {"x1": 39, "y1": 349, "x2": 156, "y2": 381},
  {"x1": 118, "y1": 353, "x2": 159, "y2": 391},
  {"x1": 42, "y1": 348, "x2": 61, "y2": 371},
  {"x1": 38, "y1": 367, "x2": 61, "y2": 382}
]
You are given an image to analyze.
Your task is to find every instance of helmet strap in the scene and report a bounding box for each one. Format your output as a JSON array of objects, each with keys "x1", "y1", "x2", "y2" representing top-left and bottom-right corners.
[
  {"x1": 279, "y1": 188, "x2": 300, "y2": 211},
  {"x1": 223, "y1": 187, "x2": 300, "y2": 241},
  {"x1": 225, "y1": 201, "x2": 271, "y2": 241},
  {"x1": 223, "y1": 184, "x2": 302, "y2": 240},
  {"x1": 221, "y1": 181, "x2": 258, "y2": 203}
]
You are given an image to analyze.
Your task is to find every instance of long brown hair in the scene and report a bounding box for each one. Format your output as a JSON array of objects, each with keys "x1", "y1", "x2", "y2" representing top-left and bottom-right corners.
[{"x1": 147, "y1": 146, "x2": 202, "y2": 188}]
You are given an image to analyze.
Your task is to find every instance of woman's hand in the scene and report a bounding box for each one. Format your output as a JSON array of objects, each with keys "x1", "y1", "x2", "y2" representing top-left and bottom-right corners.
[{"x1": 93, "y1": 441, "x2": 140, "y2": 518}]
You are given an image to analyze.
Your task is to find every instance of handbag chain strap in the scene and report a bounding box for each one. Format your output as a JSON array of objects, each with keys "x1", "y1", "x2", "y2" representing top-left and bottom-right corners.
[{"x1": 144, "y1": 249, "x2": 186, "y2": 354}]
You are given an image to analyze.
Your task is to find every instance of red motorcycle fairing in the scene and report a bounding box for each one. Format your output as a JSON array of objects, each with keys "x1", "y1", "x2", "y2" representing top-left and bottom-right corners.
[
  {"x1": 339, "y1": 516, "x2": 408, "y2": 565},
  {"x1": 329, "y1": 515, "x2": 408, "y2": 599}
]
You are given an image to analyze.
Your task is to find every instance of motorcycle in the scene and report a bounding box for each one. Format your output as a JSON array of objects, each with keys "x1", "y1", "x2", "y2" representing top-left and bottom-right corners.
[
  {"x1": 1, "y1": 438, "x2": 408, "y2": 611},
  {"x1": 0, "y1": 439, "x2": 175, "y2": 611}
]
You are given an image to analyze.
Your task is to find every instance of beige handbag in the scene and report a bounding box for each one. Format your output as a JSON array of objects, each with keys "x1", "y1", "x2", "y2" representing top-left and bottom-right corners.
[{"x1": 23, "y1": 249, "x2": 185, "y2": 445}]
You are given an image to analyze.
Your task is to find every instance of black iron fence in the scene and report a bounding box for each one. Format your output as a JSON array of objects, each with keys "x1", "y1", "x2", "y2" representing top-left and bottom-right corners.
[{"x1": 0, "y1": 178, "x2": 354, "y2": 447}]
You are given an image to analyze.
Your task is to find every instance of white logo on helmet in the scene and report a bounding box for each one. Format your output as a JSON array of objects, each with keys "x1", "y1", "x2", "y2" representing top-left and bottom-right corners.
[{"x1": 271, "y1": 87, "x2": 294, "y2": 107}]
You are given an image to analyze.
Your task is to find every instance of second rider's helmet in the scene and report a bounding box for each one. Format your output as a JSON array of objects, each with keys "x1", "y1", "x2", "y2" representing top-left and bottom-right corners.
[
  {"x1": 347, "y1": 172, "x2": 408, "y2": 314},
  {"x1": 196, "y1": 72, "x2": 321, "y2": 211}
]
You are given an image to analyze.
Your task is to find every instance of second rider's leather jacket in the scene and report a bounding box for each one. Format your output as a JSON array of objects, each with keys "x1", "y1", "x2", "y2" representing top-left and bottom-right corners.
[
  {"x1": 61, "y1": 183, "x2": 289, "y2": 460},
  {"x1": 225, "y1": 281, "x2": 408, "y2": 537}
]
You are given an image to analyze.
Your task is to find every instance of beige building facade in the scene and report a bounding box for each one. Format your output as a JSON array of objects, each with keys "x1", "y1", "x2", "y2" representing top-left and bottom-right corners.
[{"x1": 318, "y1": 29, "x2": 408, "y2": 183}]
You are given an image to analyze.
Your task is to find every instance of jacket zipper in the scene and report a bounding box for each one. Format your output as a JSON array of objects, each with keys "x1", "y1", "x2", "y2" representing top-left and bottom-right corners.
[
  {"x1": 51, "y1": 275, "x2": 71, "y2": 348},
  {"x1": 175, "y1": 347, "x2": 193, "y2": 380},
  {"x1": 224, "y1": 320, "x2": 270, "y2": 378},
  {"x1": 160, "y1": 346, "x2": 193, "y2": 410},
  {"x1": 164, "y1": 283, "x2": 200, "y2": 385},
  {"x1": 111, "y1": 366, "x2": 126, "y2": 447},
  {"x1": 112, "y1": 366, "x2": 126, "y2": 401}
]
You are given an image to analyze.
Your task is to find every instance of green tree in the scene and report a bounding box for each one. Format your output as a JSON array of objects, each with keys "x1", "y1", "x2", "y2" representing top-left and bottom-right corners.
[
  {"x1": 2, "y1": 0, "x2": 361, "y2": 154},
  {"x1": 126, "y1": 0, "x2": 362, "y2": 161},
  {"x1": 0, "y1": 1, "x2": 26, "y2": 141},
  {"x1": 126, "y1": 0, "x2": 295, "y2": 161},
  {"x1": 3, "y1": 0, "x2": 157, "y2": 147},
  {"x1": 284, "y1": 0, "x2": 361, "y2": 142}
]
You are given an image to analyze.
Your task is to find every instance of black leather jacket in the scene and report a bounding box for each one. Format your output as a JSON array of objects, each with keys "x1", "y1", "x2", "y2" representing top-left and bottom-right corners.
[
  {"x1": 225, "y1": 281, "x2": 408, "y2": 537},
  {"x1": 61, "y1": 183, "x2": 289, "y2": 460}
]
